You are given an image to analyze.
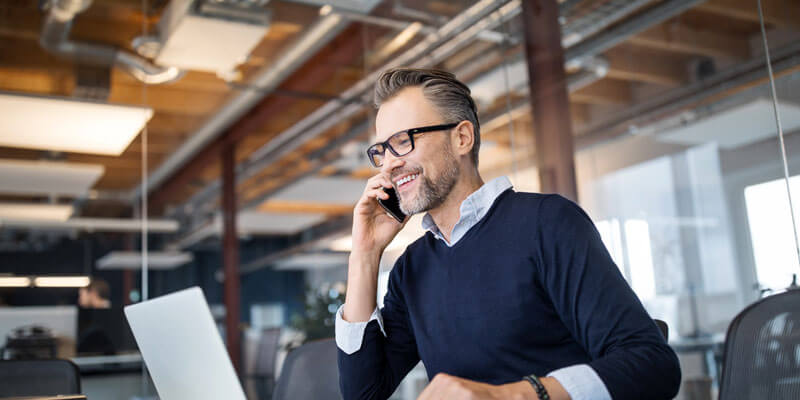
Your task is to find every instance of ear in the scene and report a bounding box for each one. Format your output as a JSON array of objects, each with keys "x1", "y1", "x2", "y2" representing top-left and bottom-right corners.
[{"x1": 451, "y1": 120, "x2": 475, "y2": 158}]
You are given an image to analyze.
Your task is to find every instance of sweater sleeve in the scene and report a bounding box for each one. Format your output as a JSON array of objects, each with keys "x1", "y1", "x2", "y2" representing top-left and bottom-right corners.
[
  {"x1": 535, "y1": 195, "x2": 681, "y2": 400},
  {"x1": 338, "y1": 255, "x2": 421, "y2": 400}
]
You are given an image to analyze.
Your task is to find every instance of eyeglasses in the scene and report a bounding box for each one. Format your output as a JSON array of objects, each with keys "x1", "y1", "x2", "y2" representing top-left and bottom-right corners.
[{"x1": 366, "y1": 123, "x2": 458, "y2": 168}]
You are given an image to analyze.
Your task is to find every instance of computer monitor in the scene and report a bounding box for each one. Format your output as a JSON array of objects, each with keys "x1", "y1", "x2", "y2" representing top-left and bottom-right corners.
[{"x1": 76, "y1": 307, "x2": 137, "y2": 355}]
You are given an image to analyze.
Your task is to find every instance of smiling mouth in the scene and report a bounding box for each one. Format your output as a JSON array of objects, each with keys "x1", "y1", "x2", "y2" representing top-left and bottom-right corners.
[{"x1": 394, "y1": 173, "x2": 419, "y2": 190}]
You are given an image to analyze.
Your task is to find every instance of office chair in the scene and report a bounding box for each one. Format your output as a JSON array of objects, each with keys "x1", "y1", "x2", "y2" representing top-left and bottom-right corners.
[
  {"x1": 719, "y1": 288, "x2": 800, "y2": 400},
  {"x1": 252, "y1": 327, "x2": 282, "y2": 400},
  {"x1": 272, "y1": 338, "x2": 342, "y2": 400},
  {"x1": 0, "y1": 359, "x2": 81, "y2": 397}
]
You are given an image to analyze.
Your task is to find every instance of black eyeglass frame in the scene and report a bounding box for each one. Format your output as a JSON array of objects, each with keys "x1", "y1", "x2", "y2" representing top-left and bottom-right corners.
[{"x1": 366, "y1": 123, "x2": 459, "y2": 168}]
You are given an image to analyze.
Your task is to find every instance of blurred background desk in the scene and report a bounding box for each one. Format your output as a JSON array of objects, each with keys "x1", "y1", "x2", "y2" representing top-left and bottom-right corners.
[{"x1": 70, "y1": 354, "x2": 153, "y2": 400}]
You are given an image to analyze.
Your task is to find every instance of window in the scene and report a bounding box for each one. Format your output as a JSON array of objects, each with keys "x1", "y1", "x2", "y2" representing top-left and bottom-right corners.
[{"x1": 744, "y1": 175, "x2": 800, "y2": 291}]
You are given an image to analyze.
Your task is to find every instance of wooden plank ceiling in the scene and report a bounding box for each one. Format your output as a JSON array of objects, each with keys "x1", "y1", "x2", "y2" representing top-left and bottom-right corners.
[{"x1": 0, "y1": 0, "x2": 798, "y2": 224}]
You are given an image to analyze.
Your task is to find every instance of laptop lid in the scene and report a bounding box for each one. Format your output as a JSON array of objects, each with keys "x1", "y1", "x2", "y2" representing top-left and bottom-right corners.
[{"x1": 124, "y1": 287, "x2": 246, "y2": 400}]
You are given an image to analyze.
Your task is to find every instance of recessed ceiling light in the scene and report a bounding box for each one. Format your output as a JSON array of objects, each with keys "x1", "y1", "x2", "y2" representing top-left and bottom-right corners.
[
  {"x1": 0, "y1": 92, "x2": 153, "y2": 155},
  {"x1": 0, "y1": 277, "x2": 31, "y2": 287},
  {"x1": 33, "y1": 276, "x2": 91, "y2": 288}
]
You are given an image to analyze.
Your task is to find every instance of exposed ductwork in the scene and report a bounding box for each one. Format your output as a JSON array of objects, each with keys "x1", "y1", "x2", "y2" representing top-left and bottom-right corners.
[
  {"x1": 177, "y1": 0, "x2": 659, "y2": 217},
  {"x1": 40, "y1": 0, "x2": 183, "y2": 85}
]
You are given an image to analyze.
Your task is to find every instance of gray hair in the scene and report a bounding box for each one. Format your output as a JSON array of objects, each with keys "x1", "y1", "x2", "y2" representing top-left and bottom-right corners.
[{"x1": 374, "y1": 68, "x2": 481, "y2": 167}]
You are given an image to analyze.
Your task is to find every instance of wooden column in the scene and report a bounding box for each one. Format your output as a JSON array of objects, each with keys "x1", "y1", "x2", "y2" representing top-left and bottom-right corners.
[
  {"x1": 221, "y1": 143, "x2": 241, "y2": 372},
  {"x1": 522, "y1": 0, "x2": 579, "y2": 201}
]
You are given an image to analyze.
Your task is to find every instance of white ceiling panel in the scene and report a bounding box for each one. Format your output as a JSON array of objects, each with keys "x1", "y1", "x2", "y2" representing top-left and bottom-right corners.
[
  {"x1": 218, "y1": 211, "x2": 327, "y2": 235},
  {"x1": 269, "y1": 177, "x2": 367, "y2": 205},
  {"x1": 0, "y1": 93, "x2": 152, "y2": 155},
  {"x1": 96, "y1": 251, "x2": 194, "y2": 270},
  {"x1": 273, "y1": 252, "x2": 350, "y2": 270},
  {"x1": 0, "y1": 159, "x2": 104, "y2": 196}
]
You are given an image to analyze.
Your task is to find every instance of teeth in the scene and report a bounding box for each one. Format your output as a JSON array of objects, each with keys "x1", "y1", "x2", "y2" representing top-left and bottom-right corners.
[{"x1": 397, "y1": 174, "x2": 418, "y2": 186}]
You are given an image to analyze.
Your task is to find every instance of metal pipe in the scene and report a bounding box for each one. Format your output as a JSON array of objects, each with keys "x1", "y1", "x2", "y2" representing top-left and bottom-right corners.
[
  {"x1": 561, "y1": 0, "x2": 655, "y2": 47},
  {"x1": 133, "y1": 12, "x2": 352, "y2": 200},
  {"x1": 176, "y1": 0, "x2": 651, "y2": 216},
  {"x1": 40, "y1": 0, "x2": 182, "y2": 85},
  {"x1": 576, "y1": 40, "x2": 800, "y2": 149},
  {"x1": 176, "y1": 0, "x2": 518, "y2": 215},
  {"x1": 565, "y1": 0, "x2": 707, "y2": 69}
]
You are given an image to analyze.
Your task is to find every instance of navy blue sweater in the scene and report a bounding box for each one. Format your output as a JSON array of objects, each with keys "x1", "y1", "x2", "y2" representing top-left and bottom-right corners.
[{"x1": 338, "y1": 191, "x2": 681, "y2": 400}]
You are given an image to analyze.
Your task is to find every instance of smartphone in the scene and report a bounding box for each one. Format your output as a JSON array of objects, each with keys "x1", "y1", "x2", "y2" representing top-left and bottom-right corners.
[{"x1": 377, "y1": 187, "x2": 407, "y2": 223}]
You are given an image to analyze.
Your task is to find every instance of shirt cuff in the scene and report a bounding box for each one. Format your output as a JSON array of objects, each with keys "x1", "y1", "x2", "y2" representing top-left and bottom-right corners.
[
  {"x1": 334, "y1": 305, "x2": 386, "y2": 355},
  {"x1": 547, "y1": 364, "x2": 611, "y2": 400}
]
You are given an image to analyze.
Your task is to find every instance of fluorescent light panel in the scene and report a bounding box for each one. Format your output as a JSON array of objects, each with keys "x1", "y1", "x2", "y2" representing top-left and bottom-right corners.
[
  {"x1": 0, "y1": 92, "x2": 153, "y2": 155},
  {"x1": 0, "y1": 159, "x2": 104, "y2": 197},
  {"x1": 0, "y1": 277, "x2": 31, "y2": 287},
  {"x1": 96, "y1": 251, "x2": 193, "y2": 270},
  {"x1": 0, "y1": 203, "x2": 73, "y2": 222},
  {"x1": 34, "y1": 276, "x2": 90, "y2": 288}
]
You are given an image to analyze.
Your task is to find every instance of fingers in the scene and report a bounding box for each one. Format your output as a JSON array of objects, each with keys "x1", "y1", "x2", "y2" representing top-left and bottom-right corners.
[
  {"x1": 359, "y1": 174, "x2": 394, "y2": 203},
  {"x1": 366, "y1": 173, "x2": 393, "y2": 191},
  {"x1": 365, "y1": 187, "x2": 389, "y2": 201}
]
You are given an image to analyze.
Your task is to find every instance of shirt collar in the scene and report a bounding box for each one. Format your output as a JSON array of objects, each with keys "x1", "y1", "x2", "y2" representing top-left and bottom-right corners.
[{"x1": 421, "y1": 176, "x2": 513, "y2": 244}]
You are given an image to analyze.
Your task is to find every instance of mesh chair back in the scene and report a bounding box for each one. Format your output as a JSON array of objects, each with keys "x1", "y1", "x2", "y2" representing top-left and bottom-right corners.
[
  {"x1": 253, "y1": 327, "x2": 282, "y2": 400},
  {"x1": 254, "y1": 327, "x2": 282, "y2": 377},
  {"x1": 0, "y1": 359, "x2": 81, "y2": 397},
  {"x1": 272, "y1": 338, "x2": 341, "y2": 400},
  {"x1": 719, "y1": 289, "x2": 800, "y2": 400}
]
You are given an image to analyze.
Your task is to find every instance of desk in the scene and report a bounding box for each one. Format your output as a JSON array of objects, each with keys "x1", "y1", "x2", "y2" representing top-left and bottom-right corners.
[
  {"x1": 70, "y1": 353, "x2": 142, "y2": 375},
  {"x1": 70, "y1": 354, "x2": 153, "y2": 400}
]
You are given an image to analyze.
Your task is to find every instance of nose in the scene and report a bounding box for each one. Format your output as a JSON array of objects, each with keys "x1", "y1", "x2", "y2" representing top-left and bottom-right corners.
[{"x1": 381, "y1": 151, "x2": 404, "y2": 175}]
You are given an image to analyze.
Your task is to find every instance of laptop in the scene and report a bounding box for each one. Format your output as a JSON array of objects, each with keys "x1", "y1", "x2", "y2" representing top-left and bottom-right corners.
[{"x1": 124, "y1": 287, "x2": 246, "y2": 400}]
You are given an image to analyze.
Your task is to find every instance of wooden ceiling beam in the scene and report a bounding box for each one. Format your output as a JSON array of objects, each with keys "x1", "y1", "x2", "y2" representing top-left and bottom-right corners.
[
  {"x1": 628, "y1": 23, "x2": 750, "y2": 60},
  {"x1": 570, "y1": 79, "x2": 632, "y2": 105},
  {"x1": 604, "y1": 47, "x2": 689, "y2": 86},
  {"x1": 697, "y1": 0, "x2": 800, "y2": 30},
  {"x1": 257, "y1": 200, "x2": 353, "y2": 216}
]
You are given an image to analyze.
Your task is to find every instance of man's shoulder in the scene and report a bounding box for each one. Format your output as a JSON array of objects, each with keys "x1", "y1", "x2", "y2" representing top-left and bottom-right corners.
[{"x1": 494, "y1": 190, "x2": 571, "y2": 217}]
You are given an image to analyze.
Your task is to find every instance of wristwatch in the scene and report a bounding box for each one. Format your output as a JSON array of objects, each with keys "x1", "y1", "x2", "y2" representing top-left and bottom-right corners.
[{"x1": 523, "y1": 374, "x2": 550, "y2": 400}]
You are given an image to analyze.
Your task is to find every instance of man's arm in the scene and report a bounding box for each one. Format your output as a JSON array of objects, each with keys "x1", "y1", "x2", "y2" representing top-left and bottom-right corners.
[
  {"x1": 337, "y1": 253, "x2": 421, "y2": 400},
  {"x1": 535, "y1": 195, "x2": 681, "y2": 400},
  {"x1": 337, "y1": 173, "x2": 420, "y2": 400}
]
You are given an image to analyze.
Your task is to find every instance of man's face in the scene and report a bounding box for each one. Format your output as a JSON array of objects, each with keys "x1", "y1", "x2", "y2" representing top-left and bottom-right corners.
[
  {"x1": 375, "y1": 87, "x2": 460, "y2": 215},
  {"x1": 78, "y1": 287, "x2": 92, "y2": 308}
]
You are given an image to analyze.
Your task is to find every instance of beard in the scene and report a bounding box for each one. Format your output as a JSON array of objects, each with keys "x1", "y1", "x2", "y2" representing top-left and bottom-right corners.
[{"x1": 397, "y1": 148, "x2": 460, "y2": 216}]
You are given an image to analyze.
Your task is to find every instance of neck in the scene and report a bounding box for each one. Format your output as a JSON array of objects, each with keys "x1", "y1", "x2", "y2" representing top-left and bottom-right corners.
[{"x1": 427, "y1": 169, "x2": 483, "y2": 242}]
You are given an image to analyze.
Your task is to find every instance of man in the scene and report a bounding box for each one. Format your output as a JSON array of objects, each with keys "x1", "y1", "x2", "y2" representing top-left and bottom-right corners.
[
  {"x1": 336, "y1": 68, "x2": 680, "y2": 400},
  {"x1": 77, "y1": 278, "x2": 115, "y2": 355},
  {"x1": 78, "y1": 278, "x2": 111, "y2": 309}
]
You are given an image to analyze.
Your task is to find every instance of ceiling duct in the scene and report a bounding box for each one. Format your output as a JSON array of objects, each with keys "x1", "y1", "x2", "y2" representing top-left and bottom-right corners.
[
  {"x1": 286, "y1": 0, "x2": 382, "y2": 14},
  {"x1": 154, "y1": 0, "x2": 271, "y2": 77},
  {"x1": 40, "y1": 0, "x2": 182, "y2": 85}
]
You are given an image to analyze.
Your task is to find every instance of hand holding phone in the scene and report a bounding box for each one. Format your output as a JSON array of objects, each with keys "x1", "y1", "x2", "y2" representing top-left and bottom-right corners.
[{"x1": 377, "y1": 187, "x2": 407, "y2": 223}]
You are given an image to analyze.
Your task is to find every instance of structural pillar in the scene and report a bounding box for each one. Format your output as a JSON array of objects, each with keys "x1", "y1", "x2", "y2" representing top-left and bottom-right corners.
[
  {"x1": 522, "y1": 0, "x2": 579, "y2": 201},
  {"x1": 221, "y1": 142, "x2": 241, "y2": 372}
]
